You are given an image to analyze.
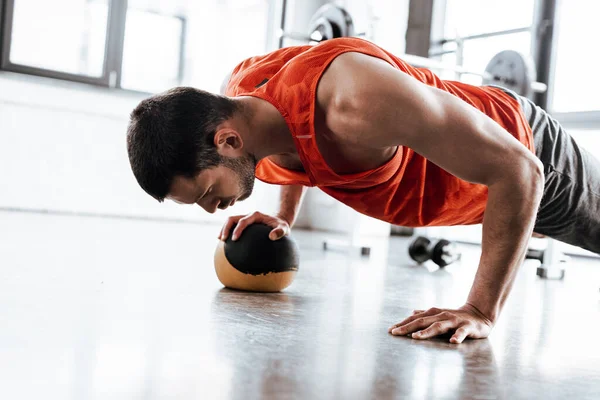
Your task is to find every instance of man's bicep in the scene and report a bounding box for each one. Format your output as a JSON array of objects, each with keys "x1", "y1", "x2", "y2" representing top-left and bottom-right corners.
[
  {"x1": 325, "y1": 52, "x2": 539, "y2": 186},
  {"x1": 393, "y1": 80, "x2": 541, "y2": 185}
]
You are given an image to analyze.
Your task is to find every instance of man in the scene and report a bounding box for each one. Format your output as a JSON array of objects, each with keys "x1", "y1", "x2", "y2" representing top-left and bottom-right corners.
[{"x1": 126, "y1": 37, "x2": 600, "y2": 344}]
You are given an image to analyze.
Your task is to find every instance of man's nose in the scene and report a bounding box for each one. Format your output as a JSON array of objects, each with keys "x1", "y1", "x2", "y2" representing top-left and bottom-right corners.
[{"x1": 198, "y1": 198, "x2": 218, "y2": 214}]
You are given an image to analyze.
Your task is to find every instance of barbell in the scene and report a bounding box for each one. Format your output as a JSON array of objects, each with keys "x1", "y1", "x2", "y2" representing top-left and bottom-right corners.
[
  {"x1": 308, "y1": 3, "x2": 354, "y2": 42},
  {"x1": 279, "y1": 4, "x2": 547, "y2": 98}
]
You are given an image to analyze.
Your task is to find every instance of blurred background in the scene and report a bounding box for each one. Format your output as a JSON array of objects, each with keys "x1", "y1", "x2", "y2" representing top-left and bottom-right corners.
[{"x1": 1, "y1": 0, "x2": 598, "y2": 257}]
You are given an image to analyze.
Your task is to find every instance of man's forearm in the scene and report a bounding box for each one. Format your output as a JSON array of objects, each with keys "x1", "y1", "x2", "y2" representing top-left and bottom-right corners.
[
  {"x1": 276, "y1": 185, "x2": 306, "y2": 227},
  {"x1": 466, "y1": 168, "x2": 544, "y2": 323}
]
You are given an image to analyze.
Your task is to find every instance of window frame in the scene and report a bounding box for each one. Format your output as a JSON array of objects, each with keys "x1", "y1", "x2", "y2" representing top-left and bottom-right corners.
[
  {"x1": 0, "y1": 0, "x2": 187, "y2": 92},
  {"x1": 0, "y1": 0, "x2": 5, "y2": 67}
]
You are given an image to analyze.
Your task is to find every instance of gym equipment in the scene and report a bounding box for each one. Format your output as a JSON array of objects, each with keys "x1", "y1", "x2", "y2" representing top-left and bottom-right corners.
[
  {"x1": 408, "y1": 236, "x2": 461, "y2": 268},
  {"x1": 483, "y1": 50, "x2": 545, "y2": 98},
  {"x1": 214, "y1": 223, "x2": 300, "y2": 292},
  {"x1": 323, "y1": 239, "x2": 371, "y2": 256},
  {"x1": 279, "y1": 4, "x2": 356, "y2": 43},
  {"x1": 280, "y1": 4, "x2": 547, "y2": 98},
  {"x1": 402, "y1": 52, "x2": 547, "y2": 97},
  {"x1": 308, "y1": 4, "x2": 354, "y2": 42},
  {"x1": 525, "y1": 240, "x2": 567, "y2": 280}
]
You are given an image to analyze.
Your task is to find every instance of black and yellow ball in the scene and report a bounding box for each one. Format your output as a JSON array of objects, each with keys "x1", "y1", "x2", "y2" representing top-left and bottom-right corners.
[{"x1": 214, "y1": 223, "x2": 300, "y2": 292}]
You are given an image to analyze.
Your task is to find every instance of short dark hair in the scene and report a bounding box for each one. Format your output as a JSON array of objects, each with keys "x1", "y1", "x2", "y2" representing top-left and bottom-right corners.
[{"x1": 126, "y1": 87, "x2": 239, "y2": 202}]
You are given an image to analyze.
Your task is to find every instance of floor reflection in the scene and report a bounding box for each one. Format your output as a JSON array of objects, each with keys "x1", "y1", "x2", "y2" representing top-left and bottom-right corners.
[
  {"x1": 1, "y1": 212, "x2": 599, "y2": 399},
  {"x1": 209, "y1": 254, "x2": 502, "y2": 400}
]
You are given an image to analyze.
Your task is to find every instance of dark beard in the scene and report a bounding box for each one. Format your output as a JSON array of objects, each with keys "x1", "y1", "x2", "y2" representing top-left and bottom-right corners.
[{"x1": 221, "y1": 154, "x2": 257, "y2": 201}]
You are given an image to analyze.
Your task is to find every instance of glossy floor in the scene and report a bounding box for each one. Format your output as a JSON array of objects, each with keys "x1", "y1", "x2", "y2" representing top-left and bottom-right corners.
[{"x1": 1, "y1": 210, "x2": 599, "y2": 400}]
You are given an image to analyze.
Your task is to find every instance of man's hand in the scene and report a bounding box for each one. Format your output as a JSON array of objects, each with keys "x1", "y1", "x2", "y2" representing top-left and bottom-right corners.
[
  {"x1": 219, "y1": 212, "x2": 291, "y2": 242},
  {"x1": 388, "y1": 303, "x2": 494, "y2": 344}
]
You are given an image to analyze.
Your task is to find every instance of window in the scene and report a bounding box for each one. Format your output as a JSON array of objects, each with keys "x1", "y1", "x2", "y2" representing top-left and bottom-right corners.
[
  {"x1": 432, "y1": 0, "x2": 536, "y2": 85},
  {"x1": 8, "y1": 0, "x2": 109, "y2": 77},
  {"x1": 1, "y1": 0, "x2": 186, "y2": 91},
  {"x1": 1, "y1": 0, "x2": 276, "y2": 93},
  {"x1": 551, "y1": 2, "x2": 600, "y2": 113},
  {"x1": 120, "y1": 4, "x2": 185, "y2": 92},
  {"x1": 1, "y1": 0, "x2": 112, "y2": 84},
  {"x1": 443, "y1": 0, "x2": 535, "y2": 38},
  {"x1": 181, "y1": 0, "x2": 275, "y2": 94}
]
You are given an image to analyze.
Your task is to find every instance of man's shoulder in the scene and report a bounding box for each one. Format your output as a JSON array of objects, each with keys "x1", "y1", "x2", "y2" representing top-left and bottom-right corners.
[
  {"x1": 225, "y1": 45, "x2": 311, "y2": 96},
  {"x1": 226, "y1": 38, "x2": 388, "y2": 96}
]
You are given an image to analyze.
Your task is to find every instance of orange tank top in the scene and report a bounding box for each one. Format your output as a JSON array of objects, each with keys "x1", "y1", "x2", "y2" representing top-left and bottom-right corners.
[{"x1": 224, "y1": 37, "x2": 534, "y2": 227}]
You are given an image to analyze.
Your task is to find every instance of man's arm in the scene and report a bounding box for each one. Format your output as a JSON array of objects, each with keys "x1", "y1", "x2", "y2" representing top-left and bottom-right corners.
[
  {"x1": 319, "y1": 52, "x2": 544, "y2": 342},
  {"x1": 276, "y1": 184, "x2": 307, "y2": 227}
]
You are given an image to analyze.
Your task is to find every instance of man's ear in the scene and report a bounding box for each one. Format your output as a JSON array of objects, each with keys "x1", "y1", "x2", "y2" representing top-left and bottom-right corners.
[{"x1": 214, "y1": 128, "x2": 243, "y2": 157}]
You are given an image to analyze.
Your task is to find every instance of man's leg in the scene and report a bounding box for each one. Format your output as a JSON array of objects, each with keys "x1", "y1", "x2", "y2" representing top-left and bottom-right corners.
[{"x1": 516, "y1": 94, "x2": 600, "y2": 255}]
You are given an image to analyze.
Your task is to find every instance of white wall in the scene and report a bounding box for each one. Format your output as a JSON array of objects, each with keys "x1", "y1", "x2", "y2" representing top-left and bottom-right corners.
[{"x1": 0, "y1": 72, "x2": 281, "y2": 223}]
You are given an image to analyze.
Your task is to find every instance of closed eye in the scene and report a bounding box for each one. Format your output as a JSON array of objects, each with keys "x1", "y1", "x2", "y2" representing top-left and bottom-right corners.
[{"x1": 196, "y1": 186, "x2": 212, "y2": 203}]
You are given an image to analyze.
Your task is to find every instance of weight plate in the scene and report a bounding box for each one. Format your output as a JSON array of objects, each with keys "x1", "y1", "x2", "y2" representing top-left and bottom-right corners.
[
  {"x1": 308, "y1": 4, "x2": 354, "y2": 41},
  {"x1": 483, "y1": 50, "x2": 536, "y2": 97}
]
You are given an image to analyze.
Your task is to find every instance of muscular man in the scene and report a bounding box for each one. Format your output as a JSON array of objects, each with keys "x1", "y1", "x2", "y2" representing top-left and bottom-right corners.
[{"x1": 126, "y1": 37, "x2": 600, "y2": 343}]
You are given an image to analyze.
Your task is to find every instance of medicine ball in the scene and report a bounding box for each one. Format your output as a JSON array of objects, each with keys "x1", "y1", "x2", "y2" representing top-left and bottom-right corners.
[{"x1": 214, "y1": 223, "x2": 300, "y2": 292}]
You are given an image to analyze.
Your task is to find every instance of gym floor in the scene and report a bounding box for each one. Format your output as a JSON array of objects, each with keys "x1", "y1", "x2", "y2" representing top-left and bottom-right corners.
[{"x1": 1, "y1": 210, "x2": 599, "y2": 400}]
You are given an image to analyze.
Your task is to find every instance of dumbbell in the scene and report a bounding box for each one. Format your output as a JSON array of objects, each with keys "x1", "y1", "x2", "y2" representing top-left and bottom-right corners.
[
  {"x1": 525, "y1": 248, "x2": 546, "y2": 262},
  {"x1": 525, "y1": 247, "x2": 568, "y2": 280},
  {"x1": 408, "y1": 236, "x2": 461, "y2": 267}
]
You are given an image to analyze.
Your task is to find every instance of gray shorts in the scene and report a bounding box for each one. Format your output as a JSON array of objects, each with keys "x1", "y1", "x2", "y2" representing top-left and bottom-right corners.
[{"x1": 494, "y1": 87, "x2": 600, "y2": 254}]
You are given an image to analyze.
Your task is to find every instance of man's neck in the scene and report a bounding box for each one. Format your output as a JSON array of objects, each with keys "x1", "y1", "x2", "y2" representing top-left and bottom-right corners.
[{"x1": 233, "y1": 96, "x2": 297, "y2": 160}]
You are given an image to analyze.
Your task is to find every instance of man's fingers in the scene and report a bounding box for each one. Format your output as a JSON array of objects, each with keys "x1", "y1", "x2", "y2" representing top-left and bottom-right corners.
[
  {"x1": 450, "y1": 326, "x2": 470, "y2": 344},
  {"x1": 269, "y1": 228, "x2": 283, "y2": 240},
  {"x1": 232, "y1": 213, "x2": 262, "y2": 240},
  {"x1": 269, "y1": 224, "x2": 290, "y2": 240},
  {"x1": 226, "y1": 212, "x2": 291, "y2": 241},
  {"x1": 388, "y1": 315, "x2": 420, "y2": 332},
  {"x1": 412, "y1": 320, "x2": 456, "y2": 340},
  {"x1": 390, "y1": 314, "x2": 443, "y2": 336},
  {"x1": 388, "y1": 308, "x2": 439, "y2": 333},
  {"x1": 388, "y1": 318, "x2": 413, "y2": 333},
  {"x1": 220, "y1": 216, "x2": 242, "y2": 240},
  {"x1": 389, "y1": 307, "x2": 491, "y2": 342}
]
